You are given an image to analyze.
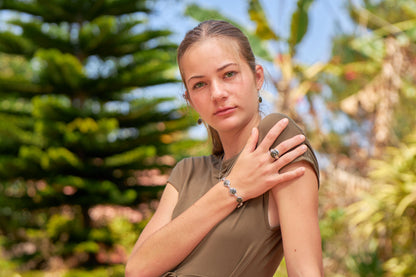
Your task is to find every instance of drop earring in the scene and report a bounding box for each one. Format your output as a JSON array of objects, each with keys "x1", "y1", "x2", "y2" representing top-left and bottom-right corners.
[
  {"x1": 197, "y1": 118, "x2": 203, "y2": 125},
  {"x1": 258, "y1": 96, "x2": 262, "y2": 103}
]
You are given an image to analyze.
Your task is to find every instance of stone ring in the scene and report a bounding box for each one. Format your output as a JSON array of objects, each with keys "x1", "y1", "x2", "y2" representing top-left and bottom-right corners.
[{"x1": 270, "y1": 149, "x2": 280, "y2": 160}]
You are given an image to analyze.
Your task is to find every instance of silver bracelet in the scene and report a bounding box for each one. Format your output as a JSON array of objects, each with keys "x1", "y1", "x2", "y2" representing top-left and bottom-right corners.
[{"x1": 221, "y1": 177, "x2": 244, "y2": 208}]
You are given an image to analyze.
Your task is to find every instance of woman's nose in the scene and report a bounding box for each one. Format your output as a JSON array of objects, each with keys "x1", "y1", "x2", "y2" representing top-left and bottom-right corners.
[{"x1": 210, "y1": 81, "x2": 227, "y2": 101}]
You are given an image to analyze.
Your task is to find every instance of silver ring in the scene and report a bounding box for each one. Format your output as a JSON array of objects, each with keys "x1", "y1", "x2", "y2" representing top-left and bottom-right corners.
[{"x1": 270, "y1": 149, "x2": 280, "y2": 160}]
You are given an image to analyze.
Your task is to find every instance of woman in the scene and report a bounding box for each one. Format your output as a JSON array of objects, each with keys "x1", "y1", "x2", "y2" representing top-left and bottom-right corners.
[{"x1": 126, "y1": 20, "x2": 323, "y2": 277}]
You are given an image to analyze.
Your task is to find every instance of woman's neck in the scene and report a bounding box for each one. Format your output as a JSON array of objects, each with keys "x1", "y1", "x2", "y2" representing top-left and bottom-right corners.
[{"x1": 219, "y1": 114, "x2": 261, "y2": 160}]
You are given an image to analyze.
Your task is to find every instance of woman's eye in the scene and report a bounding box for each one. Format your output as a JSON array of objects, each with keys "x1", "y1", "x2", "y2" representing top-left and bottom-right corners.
[
  {"x1": 224, "y1": 71, "x2": 236, "y2": 78},
  {"x1": 193, "y1": 82, "x2": 205, "y2": 89}
]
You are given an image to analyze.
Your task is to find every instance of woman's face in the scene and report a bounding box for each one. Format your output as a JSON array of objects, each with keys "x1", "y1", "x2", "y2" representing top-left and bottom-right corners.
[{"x1": 180, "y1": 37, "x2": 264, "y2": 134}]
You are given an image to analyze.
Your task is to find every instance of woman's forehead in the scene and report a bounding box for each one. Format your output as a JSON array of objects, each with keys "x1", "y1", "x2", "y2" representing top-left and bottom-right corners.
[{"x1": 181, "y1": 37, "x2": 243, "y2": 66}]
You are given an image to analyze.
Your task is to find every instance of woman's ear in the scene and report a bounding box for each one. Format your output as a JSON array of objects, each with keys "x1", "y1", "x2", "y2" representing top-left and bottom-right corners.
[
  {"x1": 255, "y1": 64, "x2": 264, "y2": 90},
  {"x1": 184, "y1": 90, "x2": 193, "y2": 107}
]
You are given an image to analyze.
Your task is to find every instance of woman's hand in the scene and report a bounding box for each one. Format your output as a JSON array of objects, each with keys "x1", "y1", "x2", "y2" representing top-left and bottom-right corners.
[{"x1": 227, "y1": 118, "x2": 307, "y2": 201}]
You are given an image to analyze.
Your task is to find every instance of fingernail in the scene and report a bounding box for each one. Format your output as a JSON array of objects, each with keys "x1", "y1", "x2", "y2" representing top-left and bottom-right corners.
[{"x1": 298, "y1": 135, "x2": 305, "y2": 140}]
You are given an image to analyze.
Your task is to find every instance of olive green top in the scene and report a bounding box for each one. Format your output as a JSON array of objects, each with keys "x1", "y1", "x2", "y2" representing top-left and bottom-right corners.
[{"x1": 163, "y1": 113, "x2": 319, "y2": 277}]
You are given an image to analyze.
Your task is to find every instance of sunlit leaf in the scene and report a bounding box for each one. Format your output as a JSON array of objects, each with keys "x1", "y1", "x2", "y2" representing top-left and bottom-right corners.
[
  {"x1": 289, "y1": 0, "x2": 314, "y2": 55},
  {"x1": 248, "y1": 0, "x2": 279, "y2": 40}
]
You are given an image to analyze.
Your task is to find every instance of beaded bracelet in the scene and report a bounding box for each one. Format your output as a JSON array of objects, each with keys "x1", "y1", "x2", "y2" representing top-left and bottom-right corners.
[{"x1": 221, "y1": 177, "x2": 244, "y2": 208}]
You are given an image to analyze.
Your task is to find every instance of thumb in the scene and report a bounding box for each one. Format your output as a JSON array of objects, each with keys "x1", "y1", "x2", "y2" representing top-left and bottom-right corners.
[{"x1": 242, "y1": 127, "x2": 259, "y2": 153}]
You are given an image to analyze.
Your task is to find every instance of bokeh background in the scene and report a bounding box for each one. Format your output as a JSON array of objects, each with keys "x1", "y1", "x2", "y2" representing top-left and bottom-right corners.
[{"x1": 0, "y1": 0, "x2": 415, "y2": 276}]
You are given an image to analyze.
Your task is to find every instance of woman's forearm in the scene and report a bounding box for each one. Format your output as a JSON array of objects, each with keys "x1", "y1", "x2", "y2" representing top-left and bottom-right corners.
[{"x1": 125, "y1": 182, "x2": 237, "y2": 277}]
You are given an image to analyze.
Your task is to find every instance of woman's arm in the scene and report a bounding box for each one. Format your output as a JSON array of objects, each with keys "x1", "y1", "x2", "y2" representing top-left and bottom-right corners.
[
  {"x1": 125, "y1": 180, "x2": 241, "y2": 277},
  {"x1": 127, "y1": 183, "x2": 178, "y2": 258},
  {"x1": 125, "y1": 119, "x2": 307, "y2": 277},
  {"x1": 272, "y1": 161, "x2": 324, "y2": 277}
]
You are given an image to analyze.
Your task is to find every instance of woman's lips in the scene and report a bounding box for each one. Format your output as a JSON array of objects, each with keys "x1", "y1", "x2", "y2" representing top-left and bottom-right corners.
[{"x1": 214, "y1": 106, "x2": 236, "y2": 116}]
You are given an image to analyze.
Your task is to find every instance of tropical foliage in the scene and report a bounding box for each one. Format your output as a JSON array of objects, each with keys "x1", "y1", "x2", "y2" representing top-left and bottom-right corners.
[
  {"x1": 347, "y1": 132, "x2": 416, "y2": 276},
  {"x1": 323, "y1": 1, "x2": 416, "y2": 275},
  {"x1": 0, "y1": 0, "x2": 415, "y2": 276},
  {"x1": 0, "y1": 0, "x2": 200, "y2": 273}
]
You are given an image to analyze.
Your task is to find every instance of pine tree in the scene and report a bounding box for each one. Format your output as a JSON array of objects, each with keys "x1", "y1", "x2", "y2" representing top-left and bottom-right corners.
[{"x1": 0, "y1": 0, "x2": 199, "y2": 269}]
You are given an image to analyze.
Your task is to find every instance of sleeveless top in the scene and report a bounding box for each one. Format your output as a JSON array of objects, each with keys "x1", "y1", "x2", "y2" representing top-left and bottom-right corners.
[{"x1": 164, "y1": 113, "x2": 319, "y2": 277}]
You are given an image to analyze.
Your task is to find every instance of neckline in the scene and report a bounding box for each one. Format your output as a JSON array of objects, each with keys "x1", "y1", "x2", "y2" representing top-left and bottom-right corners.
[{"x1": 212, "y1": 152, "x2": 240, "y2": 180}]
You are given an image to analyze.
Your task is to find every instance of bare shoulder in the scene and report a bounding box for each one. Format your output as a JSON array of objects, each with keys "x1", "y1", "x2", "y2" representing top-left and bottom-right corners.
[
  {"x1": 273, "y1": 161, "x2": 318, "y2": 200},
  {"x1": 129, "y1": 183, "x2": 178, "y2": 254},
  {"x1": 146, "y1": 183, "x2": 178, "y2": 229}
]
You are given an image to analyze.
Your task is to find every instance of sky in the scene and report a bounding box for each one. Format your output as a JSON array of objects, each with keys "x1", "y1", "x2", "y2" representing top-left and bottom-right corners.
[
  {"x1": 149, "y1": 0, "x2": 355, "y2": 64},
  {"x1": 144, "y1": 0, "x2": 356, "y2": 138},
  {"x1": 0, "y1": 0, "x2": 356, "y2": 69},
  {"x1": 0, "y1": 0, "x2": 356, "y2": 92},
  {"x1": 0, "y1": 0, "x2": 357, "y2": 138}
]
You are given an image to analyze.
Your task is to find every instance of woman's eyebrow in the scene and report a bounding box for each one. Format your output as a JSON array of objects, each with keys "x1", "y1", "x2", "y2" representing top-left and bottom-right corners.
[
  {"x1": 187, "y1": 63, "x2": 238, "y2": 83},
  {"x1": 216, "y1": 63, "x2": 238, "y2": 72}
]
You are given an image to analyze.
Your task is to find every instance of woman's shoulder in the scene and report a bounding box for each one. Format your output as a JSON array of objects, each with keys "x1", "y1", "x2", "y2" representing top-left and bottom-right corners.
[
  {"x1": 258, "y1": 113, "x2": 304, "y2": 142},
  {"x1": 260, "y1": 113, "x2": 320, "y2": 187},
  {"x1": 262, "y1": 112, "x2": 288, "y2": 122},
  {"x1": 168, "y1": 155, "x2": 217, "y2": 192},
  {"x1": 172, "y1": 155, "x2": 216, "y2": 172}
]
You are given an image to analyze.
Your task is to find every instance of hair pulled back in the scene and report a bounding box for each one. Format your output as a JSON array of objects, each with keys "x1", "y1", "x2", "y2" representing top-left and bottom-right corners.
[{"x1": 177, "y1": 20, "x2": 257, "y2": 156}]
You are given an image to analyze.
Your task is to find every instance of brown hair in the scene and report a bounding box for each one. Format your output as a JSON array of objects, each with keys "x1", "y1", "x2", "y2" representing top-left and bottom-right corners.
[{"x1": 177, "y1": 20, "x2": 257, "y2": 156}]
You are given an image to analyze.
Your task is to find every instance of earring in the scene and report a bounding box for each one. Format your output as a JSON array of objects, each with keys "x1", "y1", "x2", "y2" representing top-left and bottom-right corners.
[
  {"x1": 197, "y1": 118, "x2": 203, "y2": 125},
  {"x1": 258, "y1": 96, "x2": 262, "y2": 103}
]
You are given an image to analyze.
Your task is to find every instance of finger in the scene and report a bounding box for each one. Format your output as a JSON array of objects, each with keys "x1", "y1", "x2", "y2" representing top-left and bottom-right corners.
[
  {"x1": 271, "y1": 134, "x2": 305, "y2": 160},
  {"x1": 268, "y1": 148, "x2": 280, "y2": 162},
  {"x1": 273, "y1": 166, "x2": 305, "y2": 184},
  {"x1": 274, "y1": 144, "x2": 308, "y2": 169},
  {"x1": 257, "y1": 118, "x2": 288, "y2": 152},
  {"x1": 242, "y1": 127, "x2": 259, "y2": 154}
]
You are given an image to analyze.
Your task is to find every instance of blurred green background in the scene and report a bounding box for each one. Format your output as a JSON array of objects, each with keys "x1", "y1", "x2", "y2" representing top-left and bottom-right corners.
[{"x1": 0, "y1": 0, "x2": 415, "y2": 276}]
